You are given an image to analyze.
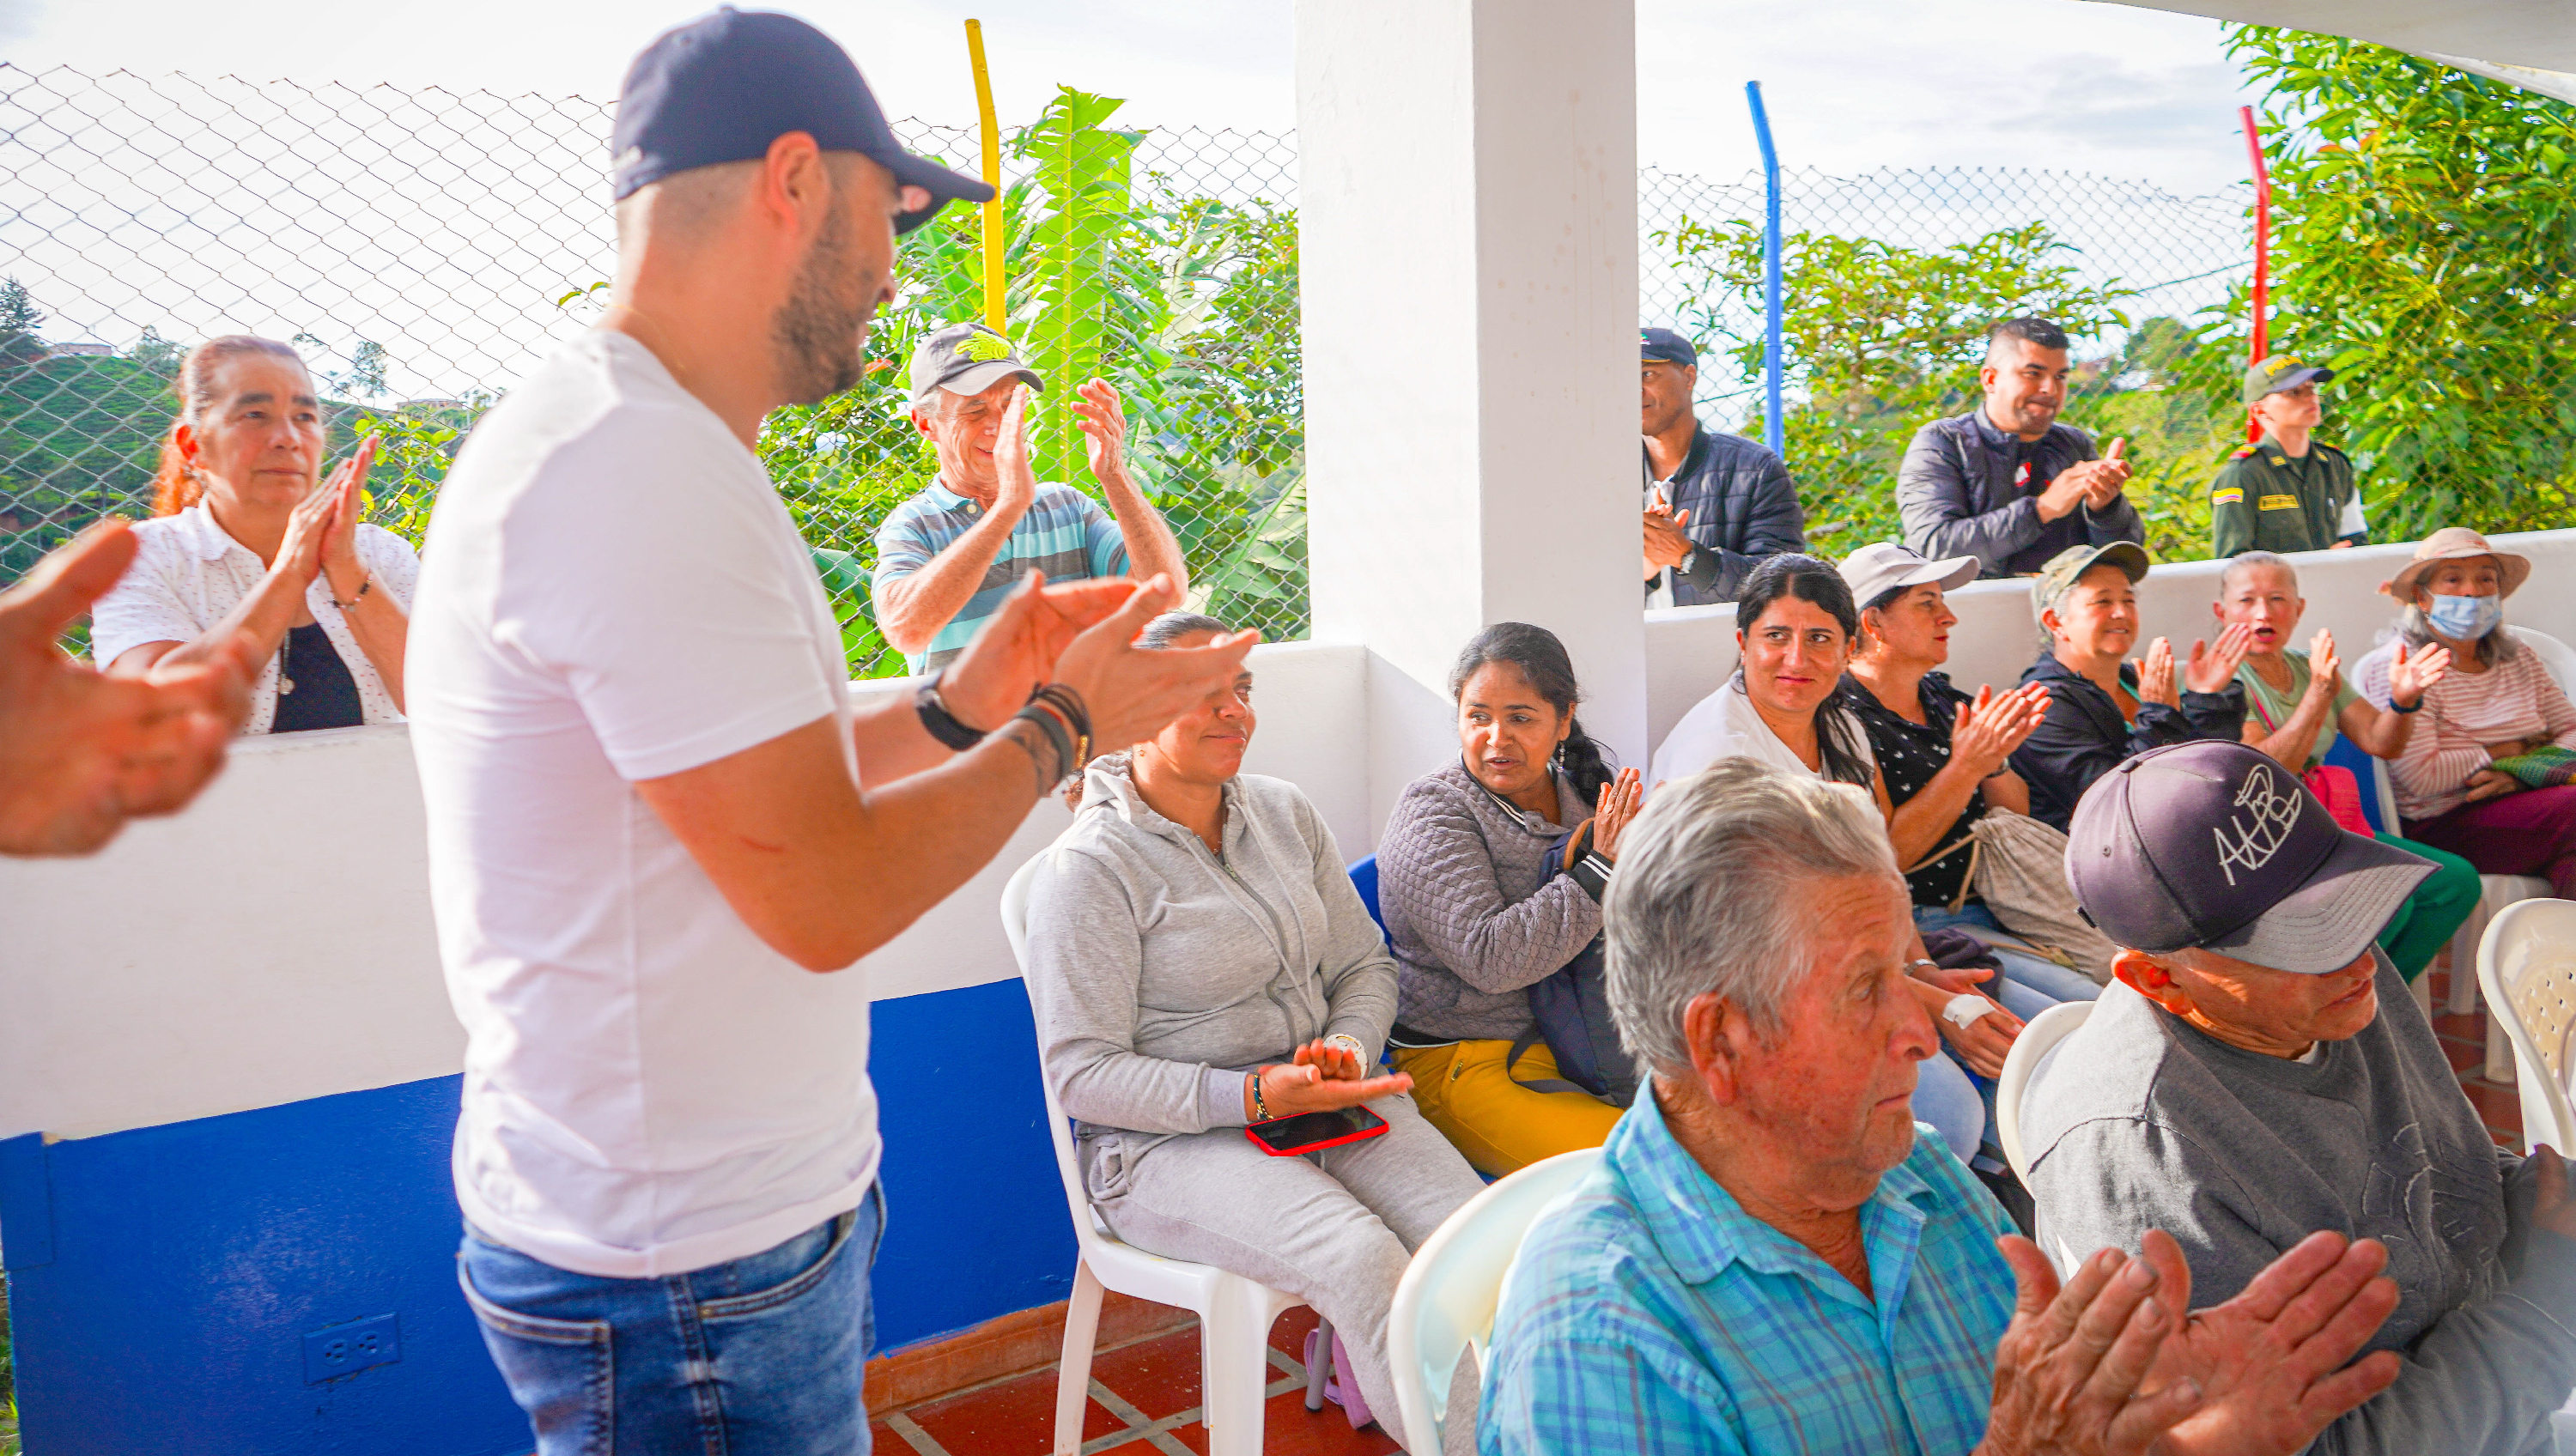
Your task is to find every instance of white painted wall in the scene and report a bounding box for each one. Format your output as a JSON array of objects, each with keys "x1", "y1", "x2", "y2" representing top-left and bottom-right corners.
[
  {"x1": 1299, "y1": 0, "x2": 1647, "y2": 826},
  {"x1": 8, "y1": 537, "x2": 2573, "y2": 1143},
  {"x1": 0, "y1": 640, "x2": 1370, "y2": 1144}
]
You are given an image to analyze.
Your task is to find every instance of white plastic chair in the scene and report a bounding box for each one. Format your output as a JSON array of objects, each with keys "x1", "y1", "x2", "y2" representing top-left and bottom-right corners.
[
  {"x1": 1996, "y1": 1001, "x2": 2094, "y2": 1183},
  {"x1": 2476, "y1": 897, "x2": 2576, "y2": 1156},
  {"x1": 1385, "y1": 1146, "x2": 1602, "y2": 1456},
  {"x1": 1001, "y1": 857, "x2": 1309, "y2": 1456}
]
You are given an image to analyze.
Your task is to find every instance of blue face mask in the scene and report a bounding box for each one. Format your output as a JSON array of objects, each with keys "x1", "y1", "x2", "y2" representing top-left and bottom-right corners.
[{"x1": 2427, "y1": 592, "x2": 2503, "y2": 640}]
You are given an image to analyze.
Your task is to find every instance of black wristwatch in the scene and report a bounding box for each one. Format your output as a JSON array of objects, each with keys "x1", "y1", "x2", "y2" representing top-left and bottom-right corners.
[{"x1": 914, "y1": 678, "x2": 987, "y2": 751}]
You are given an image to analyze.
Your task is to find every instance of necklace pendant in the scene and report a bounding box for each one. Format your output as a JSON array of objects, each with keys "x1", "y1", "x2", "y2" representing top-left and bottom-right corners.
[{"x1": 280, "y1": 676, "x2": 295, "y2": 695}]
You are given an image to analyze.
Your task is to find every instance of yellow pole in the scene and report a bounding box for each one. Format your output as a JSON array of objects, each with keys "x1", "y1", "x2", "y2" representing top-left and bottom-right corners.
[{"x1": 965, "y1": 20, "x2": 1005, "y2": 334}]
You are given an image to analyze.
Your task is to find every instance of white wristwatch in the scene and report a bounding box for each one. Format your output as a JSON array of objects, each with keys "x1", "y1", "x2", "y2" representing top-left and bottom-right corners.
[{"x1": 1325, "y1": 1033, "x2": 1368, "y2": 1062}]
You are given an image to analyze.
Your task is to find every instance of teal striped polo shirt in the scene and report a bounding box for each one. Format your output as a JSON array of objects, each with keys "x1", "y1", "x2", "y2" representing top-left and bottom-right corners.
[{"x1": 871, "y1": 480, "x2": 1129, "y2": 674}]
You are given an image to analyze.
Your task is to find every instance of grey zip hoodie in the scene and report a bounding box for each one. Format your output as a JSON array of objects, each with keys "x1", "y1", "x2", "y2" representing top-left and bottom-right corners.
[
  {"x1": 1380, "y1": 761, "x2": 1599, "y2": 1042},
  {"x1": 1024, "y1": 758, "x2": 1399, "y2": 1153}
]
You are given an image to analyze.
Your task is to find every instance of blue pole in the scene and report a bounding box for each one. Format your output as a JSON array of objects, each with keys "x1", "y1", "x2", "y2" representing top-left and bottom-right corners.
[{"x1": 1745, "y1": 81, "x2": 1783, "y2": 458}]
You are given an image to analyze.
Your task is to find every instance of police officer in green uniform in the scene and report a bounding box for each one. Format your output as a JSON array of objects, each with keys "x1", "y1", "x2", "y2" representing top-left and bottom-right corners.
[{"x1": 2211, "y1": 353, "x2": 2366, "y2": 558}]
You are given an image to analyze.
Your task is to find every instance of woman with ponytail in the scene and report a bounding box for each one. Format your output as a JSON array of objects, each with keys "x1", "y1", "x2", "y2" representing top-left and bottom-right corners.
[
  {"x1": 91, "y1": 335, "x2": 412, "y2": 734},
  {"x1": 1377, "y1": 622, "x2": 1645, "y2": 1175}
]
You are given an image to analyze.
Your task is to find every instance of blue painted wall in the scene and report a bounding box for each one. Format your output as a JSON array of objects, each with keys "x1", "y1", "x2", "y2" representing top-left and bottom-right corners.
[{"x1": 0, "y1": 977, "x2": 1080, "y2": 1454}]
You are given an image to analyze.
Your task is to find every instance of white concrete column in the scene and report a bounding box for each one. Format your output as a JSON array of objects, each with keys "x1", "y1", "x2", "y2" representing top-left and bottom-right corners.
[{"x1": 1297, "y1": 0, "x2": 1644, "y2": 838}]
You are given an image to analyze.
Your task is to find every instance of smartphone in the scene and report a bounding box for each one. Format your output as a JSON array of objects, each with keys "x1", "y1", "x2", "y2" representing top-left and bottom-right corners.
[{"x1": 1244, "y1": 1105, "x2": 1389, "y2": 1156}]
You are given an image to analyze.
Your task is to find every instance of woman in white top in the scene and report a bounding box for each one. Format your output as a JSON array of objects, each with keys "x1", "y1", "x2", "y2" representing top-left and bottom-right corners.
[
  {"x1": 1649, "y1": 554, "x2": 2048, "y2": 1168},
  {"x1": 93, "y1": 335, "x2": 413, "y2": 734}
]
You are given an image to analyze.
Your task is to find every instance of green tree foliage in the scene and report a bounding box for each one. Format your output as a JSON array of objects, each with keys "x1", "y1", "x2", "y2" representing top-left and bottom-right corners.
[
  {"x1": 2185, "y1": 28, "x2": 2576, "y2": 537},
  {"x1": 1657, "y1": 219, "x2": 2136, "y2": 553},
  {"x1": 0, "y1": 278, "x2": 46, "y2": 372}
]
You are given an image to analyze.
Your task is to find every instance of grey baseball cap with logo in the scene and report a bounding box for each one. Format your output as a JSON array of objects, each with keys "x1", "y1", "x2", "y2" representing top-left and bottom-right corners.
[
  {"x1": 2066, "y1": 740, "x2": 2433, "y2": 974},
  {"x1": 907, "y1": 323, "x2": 1043, "y2": 410}
]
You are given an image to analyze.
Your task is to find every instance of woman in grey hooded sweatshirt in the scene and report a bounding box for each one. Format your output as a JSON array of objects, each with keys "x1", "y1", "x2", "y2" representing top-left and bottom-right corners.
[{"x1": 1024, "y1": 613, "x2": 1485, "y2": 1443}]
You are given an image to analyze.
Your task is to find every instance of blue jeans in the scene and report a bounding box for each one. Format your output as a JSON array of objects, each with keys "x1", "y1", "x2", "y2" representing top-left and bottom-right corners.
[
  {"x1": 458, "y1": 1181, "x2": 885, "y2": 1456},
  {"x1": 1916, "y1": 902, "x2": 2102, "y2": 1010}
]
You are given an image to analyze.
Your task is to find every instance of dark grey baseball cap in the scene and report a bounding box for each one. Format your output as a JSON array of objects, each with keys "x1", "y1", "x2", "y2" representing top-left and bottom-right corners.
[
  {"x1": 611, "y1": 9, "x2": 993, "y2": 234},
  {"x1": 907, "y1": 323, "x2": 1042, "y2": 410},
  {"x1": 2066, "y1": 740, "x2": 2433, "y2": 974}
]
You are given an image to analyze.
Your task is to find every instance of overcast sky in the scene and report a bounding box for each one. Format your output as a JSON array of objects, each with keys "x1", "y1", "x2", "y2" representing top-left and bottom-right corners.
[{"x1": 3, "y1": 0, "x2": 2261, "y2": 196}]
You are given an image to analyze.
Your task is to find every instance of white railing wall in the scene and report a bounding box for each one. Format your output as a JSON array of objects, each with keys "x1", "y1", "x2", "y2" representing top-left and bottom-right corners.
[{"x1": 9, "y1": 534, "x2": 2573, "y2": 1146}]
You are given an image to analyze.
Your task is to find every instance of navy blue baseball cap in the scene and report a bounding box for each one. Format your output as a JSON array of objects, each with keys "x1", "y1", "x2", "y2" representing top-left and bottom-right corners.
[
  {"x1": 612, "y1": 8, "x2": 993, "y2": 234},
  {"x1": 1640, "y1": 328, "x2": 1698, "y2": 368},
  {"x1": 2066, "y1": 740, "x2": 2432, "y2": 974}
]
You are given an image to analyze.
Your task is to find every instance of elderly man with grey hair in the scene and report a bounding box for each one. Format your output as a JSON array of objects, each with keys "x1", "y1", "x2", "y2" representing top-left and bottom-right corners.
[
  {"x1": 2024, "y1": 739, "x2": 2576, "y2": 1455},
  {"x1": 1479, "y1": 757, "x2": 2407, "y2": 1456}
]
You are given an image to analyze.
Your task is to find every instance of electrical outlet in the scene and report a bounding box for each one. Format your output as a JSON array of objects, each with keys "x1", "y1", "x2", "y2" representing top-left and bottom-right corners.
[{"x1": 303, "y1": 1313, "x2": 401, "y2": 1383}]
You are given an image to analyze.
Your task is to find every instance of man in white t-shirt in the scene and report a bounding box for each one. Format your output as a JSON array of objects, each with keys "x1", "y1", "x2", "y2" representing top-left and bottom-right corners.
[{"x1": 405, "y1": 13, "x2": 1257, "y2": 1452}]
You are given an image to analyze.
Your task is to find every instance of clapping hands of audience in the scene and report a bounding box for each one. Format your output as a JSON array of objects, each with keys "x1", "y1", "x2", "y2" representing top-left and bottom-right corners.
[
  {"x1": 1066, "y1": 379, "x2": 1134, "y2": 492},
  {"x1": 1950, "y1": 682, "x2": 2051, "y2": 780},
  {"x1": 1590, "y1": 766, "x2": 1645, "y2": 859},
  {"x1": 1978, "y1": 1228, "x2": 2399, "y2": 1456},
  {"x1": 1245, "y1": 1037, "x2": 1413, "y2": 1121},
  {"x1": 2136, "y1": 623, "x2": 2254, "y2": 709},
  {"x1": 315, "y1": 436, "x2": 381, "y2": 603},
  {"x1": 1643, "y1": 488, "x2": 1694, "y2": 579},
  {"x1": 2129, "y1": 1228, "x2": 2402, "y2": 1456},
  {"x1": 2383, "y1": 640, "x2": 2448, "y2": 710},
  {"x1": 2298, "y1": 629, "x2": 2342, "y2": 707},
  {"x1": 945, "y1": 571, "x2": 1260, "y2": 756},
  {"x1": 990, "y1": 382, "x2": 1040, "y2": 523},
  {"x1": 2035, "y1": 440, "x2": 2130, "y2": 523}
]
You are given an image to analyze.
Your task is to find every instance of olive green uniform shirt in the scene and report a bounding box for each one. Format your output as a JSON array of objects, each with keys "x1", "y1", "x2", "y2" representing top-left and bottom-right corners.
[{"x1": 2211, "y1": 434, "x2": 2363, "y2": 557}]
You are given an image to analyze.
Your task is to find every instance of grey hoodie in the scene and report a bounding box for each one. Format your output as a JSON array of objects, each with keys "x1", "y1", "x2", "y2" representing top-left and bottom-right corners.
[{"x1": 1024, "y1": 758, "x2": 1399, "y2": 1154}]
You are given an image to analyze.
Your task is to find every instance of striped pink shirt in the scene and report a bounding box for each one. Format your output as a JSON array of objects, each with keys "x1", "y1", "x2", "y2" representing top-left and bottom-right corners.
[{"x1": 2358, "y1": 640, "x2": 2576, "y2": 820}]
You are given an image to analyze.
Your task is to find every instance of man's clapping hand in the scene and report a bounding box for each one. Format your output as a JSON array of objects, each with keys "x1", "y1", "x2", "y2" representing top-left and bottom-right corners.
[
  {"x1": 1977, "y1": 1239, "x2": 2205, "y2": 1456},
  {"x1": 2133, "y1": 1228, "x2": 2401, "y2": 1456},
  {"x1": 1643, "y1": 488, "x2": 1694, "y2": 579},
  {"x1": 0, "y1": 520, "x2": 256, "y2": 856}
]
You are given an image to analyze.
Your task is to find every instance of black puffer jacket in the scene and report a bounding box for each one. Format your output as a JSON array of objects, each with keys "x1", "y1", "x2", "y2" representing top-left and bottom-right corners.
[
  {"x1": 2009, "y1": 652, "x2": 2245, "y2": 830},
  {"x1": 1644, "y1": 424, "x2": 1807, "y2": 605},
  {"x1": 1897, "y1": 409, "x2": 2143, "y2": 578}
]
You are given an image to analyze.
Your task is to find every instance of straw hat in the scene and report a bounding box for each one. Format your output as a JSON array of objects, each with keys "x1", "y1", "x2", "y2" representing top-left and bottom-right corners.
[{"x1": 2380, "y1": 526, "x2": 2531, "y2": 602}]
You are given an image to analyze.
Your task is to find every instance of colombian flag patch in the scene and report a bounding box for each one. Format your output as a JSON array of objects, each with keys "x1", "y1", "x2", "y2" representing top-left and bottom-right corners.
[{"x1": 2213, "y1": 488, "x2": 2245, "y2": 505}]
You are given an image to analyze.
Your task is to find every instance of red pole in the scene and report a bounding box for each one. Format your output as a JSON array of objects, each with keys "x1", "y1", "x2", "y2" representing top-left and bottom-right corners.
[{"x1": 2239, "y1": 105, "x2": 2271, "y2": 444}]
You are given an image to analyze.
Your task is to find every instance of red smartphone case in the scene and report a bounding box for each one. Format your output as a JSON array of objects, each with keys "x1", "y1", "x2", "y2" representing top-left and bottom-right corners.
[{"x1": 1242, "y1": 1108, "x2": 1390, "y2": 1157}]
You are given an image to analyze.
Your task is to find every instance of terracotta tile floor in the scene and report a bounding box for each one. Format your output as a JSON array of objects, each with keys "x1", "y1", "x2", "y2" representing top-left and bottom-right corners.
[
  {"x1": 874, "y1": 1305, "x2": 1400, "y2": 1456},
  {"x1": 870, "y1": 962, "x2": 2529, "y2": 1456}
]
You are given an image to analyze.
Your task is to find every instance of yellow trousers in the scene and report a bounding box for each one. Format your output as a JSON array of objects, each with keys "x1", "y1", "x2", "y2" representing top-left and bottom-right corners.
[{"x1": 1392, "y1": 1039, "x2": 1623, "y2": 1178}]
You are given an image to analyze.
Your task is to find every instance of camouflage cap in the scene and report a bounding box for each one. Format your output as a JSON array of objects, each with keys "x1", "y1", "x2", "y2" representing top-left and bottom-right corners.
[
  {"x1": 2031, "y1": 540, "x2": 2149, "y2": 623},
  {"x1": 2242, "y1": 354, "x2": 2335, "y2": 406},
  {"x1": 908, "y1": 322, "x2": 1042, "y2": 410}
]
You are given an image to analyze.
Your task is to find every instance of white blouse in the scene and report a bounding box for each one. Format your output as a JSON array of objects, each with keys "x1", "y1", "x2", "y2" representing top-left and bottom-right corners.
[
  {"x1": 90, "y1": 504, "x2": 420, "y2": 734},
  {"x1": 1650, "y1": 675, "x2": 1878, "y2": 789}
]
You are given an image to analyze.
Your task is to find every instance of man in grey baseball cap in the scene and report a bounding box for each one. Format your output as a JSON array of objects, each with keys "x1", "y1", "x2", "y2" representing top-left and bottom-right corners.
[
  {"x1": 869, "y1": 321, "x2": 1191, "y2": 674},
  {"x1": 2022, "y1": 739, "x2": 2576, "y2": 1456}
]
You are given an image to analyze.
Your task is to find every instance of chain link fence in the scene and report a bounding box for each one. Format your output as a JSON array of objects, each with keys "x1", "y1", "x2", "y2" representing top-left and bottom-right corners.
[{"x1": 2, "y1": 61, "x2": 2263, "y2": 669}]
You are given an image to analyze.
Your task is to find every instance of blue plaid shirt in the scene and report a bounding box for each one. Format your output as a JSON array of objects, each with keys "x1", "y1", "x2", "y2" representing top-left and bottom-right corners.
[
  {"x1": 1480, "y1": 1090, "x2": 2016, "y2": 1456},
  {"x1": 871, "y1": 479, "x2": 1128, "y2": 674}
]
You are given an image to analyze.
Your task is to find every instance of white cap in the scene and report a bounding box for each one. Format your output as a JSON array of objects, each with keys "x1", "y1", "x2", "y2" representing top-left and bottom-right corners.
[{"x1": 1839, "y1": 542, "x2": 1978, "y2": 610}]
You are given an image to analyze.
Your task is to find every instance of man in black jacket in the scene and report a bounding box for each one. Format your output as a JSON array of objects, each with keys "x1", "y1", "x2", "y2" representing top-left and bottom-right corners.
[
  {"x1": 1898, "y1": 317, "x2": 2142, "y2": 579},
  {"x1": 1639, "y1": 329, "x2": 1805, "y2": 605},
  {"x1": 2009, "y1": 542, "x2": 2249, "y2": 829}
]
